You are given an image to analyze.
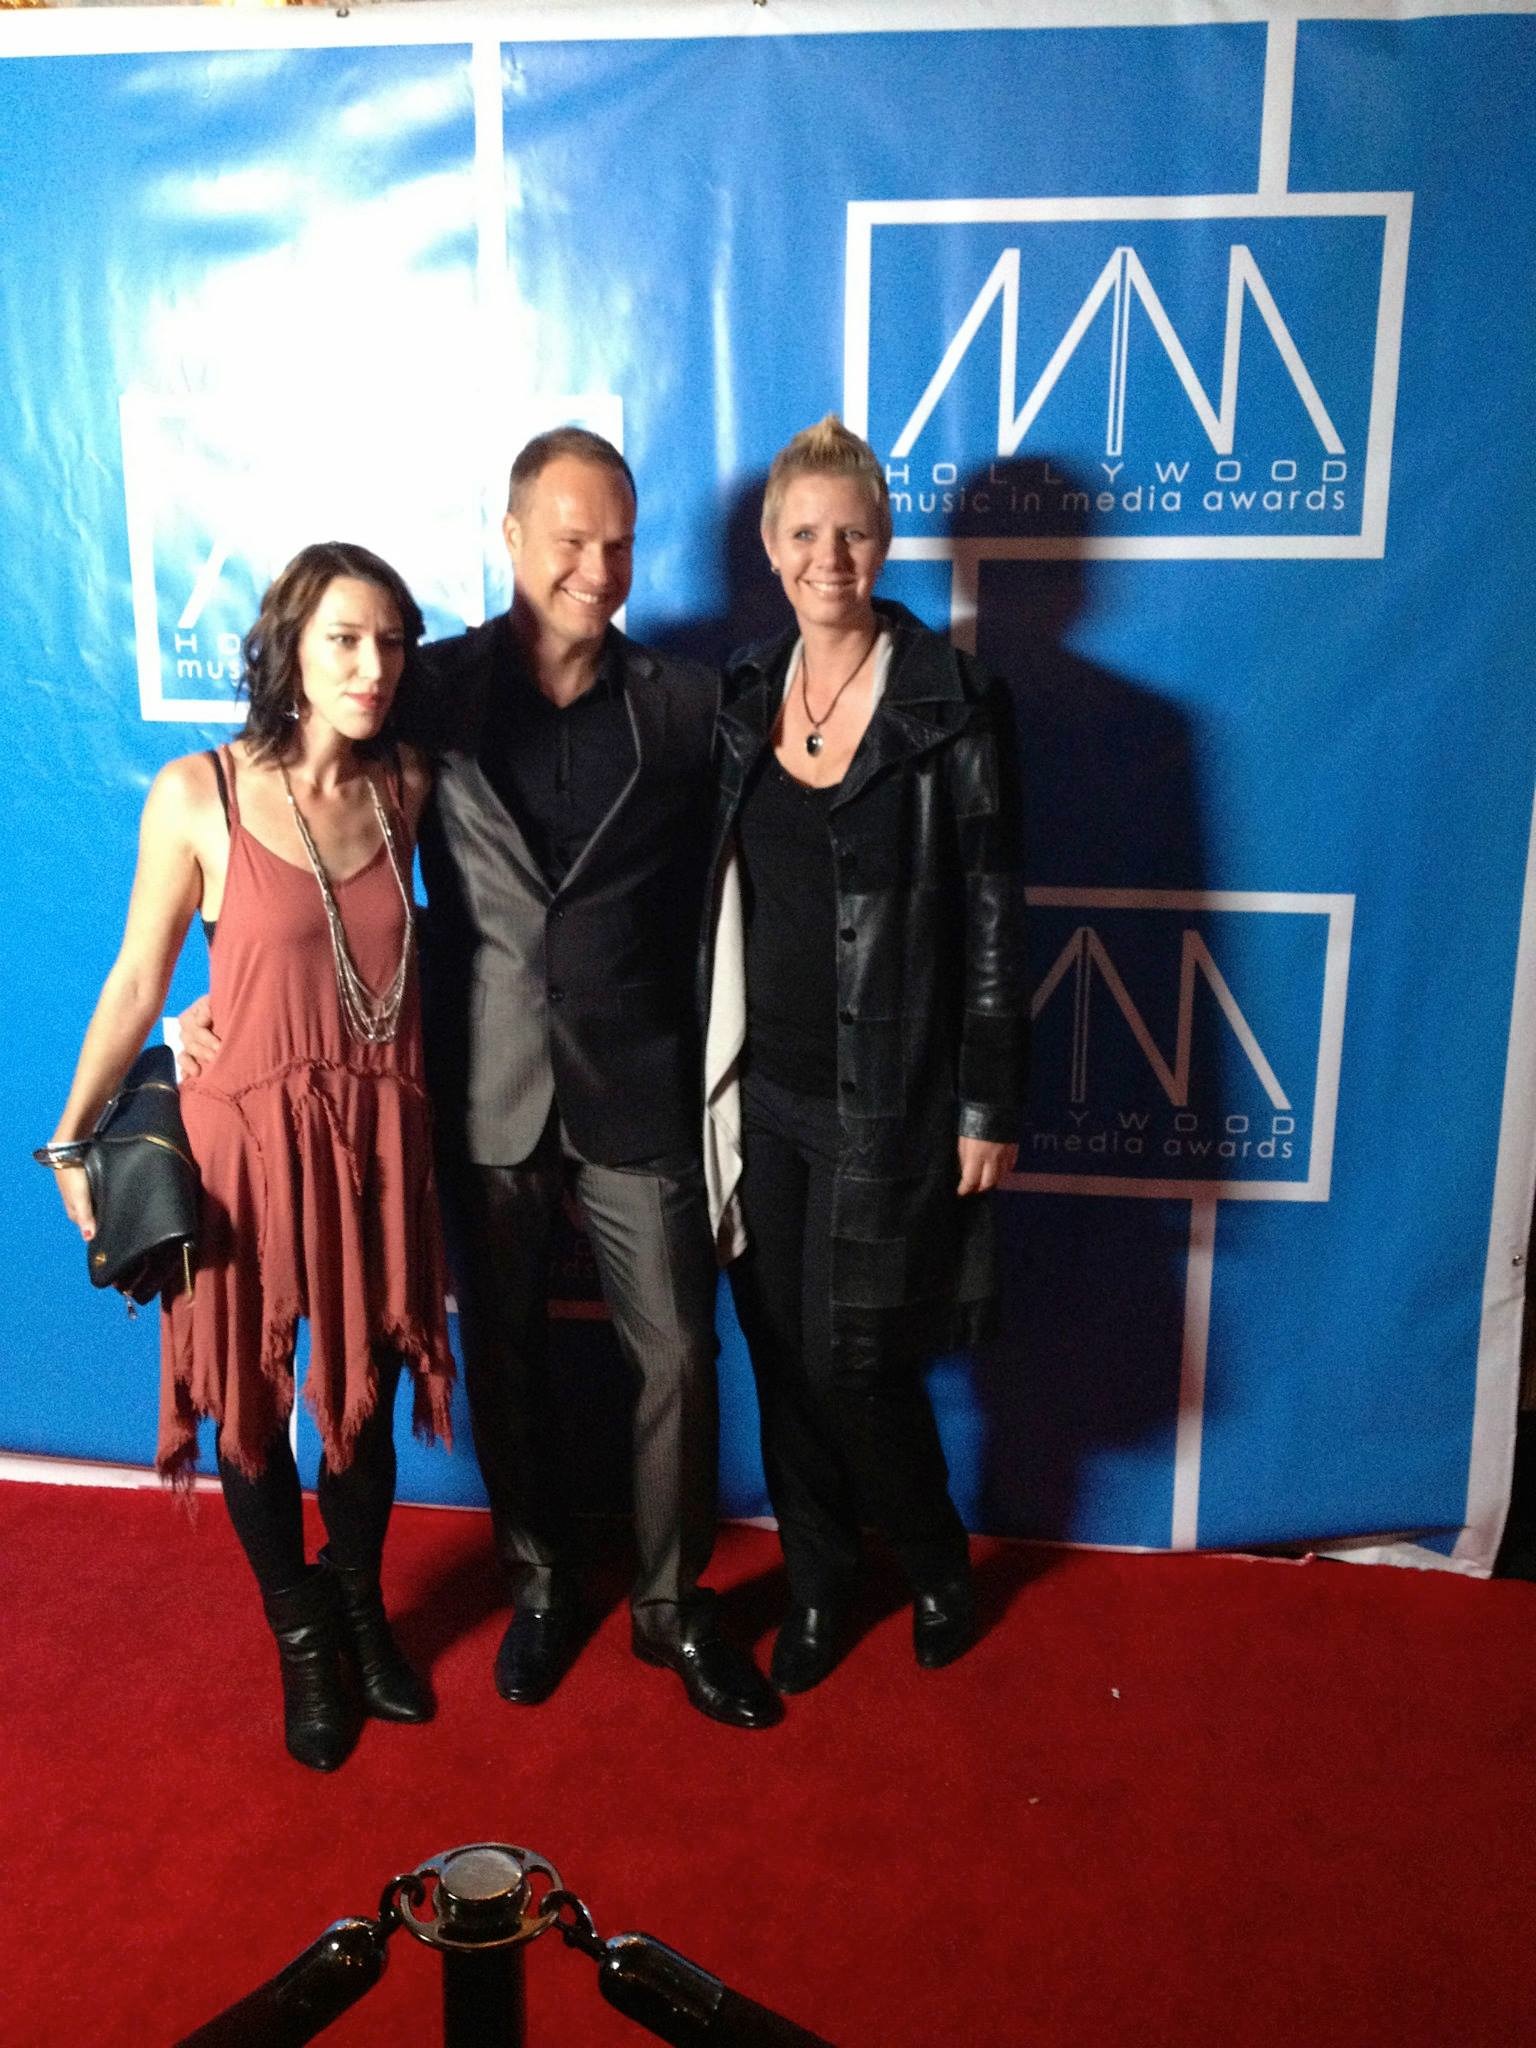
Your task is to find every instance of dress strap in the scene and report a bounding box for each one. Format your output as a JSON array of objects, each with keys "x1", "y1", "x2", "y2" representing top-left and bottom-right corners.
[
  {"x1": 201, "y1": 748, "x2": 236, "y2": 948},
  {"x1": 209, "y1": 745, "x2": 241, "y2": 828},
  {"x1": 205, "y1": 748, "x2": 230, "y2": 831}
]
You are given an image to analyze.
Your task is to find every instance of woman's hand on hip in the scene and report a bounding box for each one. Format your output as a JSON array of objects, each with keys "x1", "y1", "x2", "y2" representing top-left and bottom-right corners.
[{"x1": 956, "y1": 1137, "x2": 1018, "y2": 1196}]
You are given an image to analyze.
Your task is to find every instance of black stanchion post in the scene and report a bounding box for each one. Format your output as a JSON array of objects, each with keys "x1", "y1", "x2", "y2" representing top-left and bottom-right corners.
[
  {"x1": 176, "y1": 1843, "x2": 840, "y2": 2046},
  {"x1": 389, "y1": 1842, "x2": 567, "y2": 2048},
  {"x1": 432, "y1": 1847, "x2": 531, "y2": 2048},
  {"x1": 442, "y1": 1942, "x2": 526, "y2": 2045}
]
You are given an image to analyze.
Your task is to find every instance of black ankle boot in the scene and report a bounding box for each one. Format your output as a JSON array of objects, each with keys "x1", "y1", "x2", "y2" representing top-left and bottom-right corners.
[
  {"x1": 261, "y1": 1569, "x2": 358, "y2": 1771},
  {"x1": 320, "y1": 1549, "x2": 433, "y2": 1723}
]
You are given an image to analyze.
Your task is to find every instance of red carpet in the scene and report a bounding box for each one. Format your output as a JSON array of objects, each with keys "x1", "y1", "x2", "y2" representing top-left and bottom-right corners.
[{"x1": 2, "y1": 1479, "x2": 1533, "y2": 2046}]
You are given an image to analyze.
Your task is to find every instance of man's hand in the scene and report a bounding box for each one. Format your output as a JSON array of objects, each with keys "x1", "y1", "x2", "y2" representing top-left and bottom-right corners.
[
  {"x1": 956, "y1": 1137, "x2": 1018, "y2": 1197},
  {"x1": 176, "y1": 994, "x2": 221, "y2": 1079}
]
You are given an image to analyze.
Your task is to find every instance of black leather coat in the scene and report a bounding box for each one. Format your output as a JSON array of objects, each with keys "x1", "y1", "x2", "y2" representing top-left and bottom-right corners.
[{"x1": 708, "y1": 602, "x2": 1028, "y2": 1365}]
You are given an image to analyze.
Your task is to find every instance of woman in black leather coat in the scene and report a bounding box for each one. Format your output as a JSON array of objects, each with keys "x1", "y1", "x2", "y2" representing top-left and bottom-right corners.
[{"x1": 703, "y1": 416, "x2": 1028, "y2": 1693}]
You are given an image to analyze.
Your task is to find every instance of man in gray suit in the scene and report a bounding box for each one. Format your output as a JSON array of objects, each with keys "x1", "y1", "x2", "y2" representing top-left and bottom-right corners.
[{"x1": 414, "y1": 430, "x2": 778, "y2": 1729}]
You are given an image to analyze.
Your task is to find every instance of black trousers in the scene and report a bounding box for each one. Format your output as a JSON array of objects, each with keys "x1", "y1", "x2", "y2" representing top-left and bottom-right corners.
[
  {"x1": 727, "y1": 1071, "x2": 969, "y2": 1607},
  {"x1": 441, "y1": 1110, "x2": 719, "y2": 1631},
  {"x1": 218, "y1": 1351, "x2": 404, "y2": 1597}
]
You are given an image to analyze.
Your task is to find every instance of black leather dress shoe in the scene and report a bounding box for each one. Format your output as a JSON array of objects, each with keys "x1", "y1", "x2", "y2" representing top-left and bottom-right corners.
[
  {"x1": 494, "y1": 1606, "x2": 581, "y2": 1704},
  {"x1": 770, "y1": 1604, "x2": 853, "y2": 1694},
  {"x1": 912, "y1": 1579, "x2": 978, "y2": 1670},
  {"x1": 633, "y1": 1625, "x2": 784, "y2": 1728}
]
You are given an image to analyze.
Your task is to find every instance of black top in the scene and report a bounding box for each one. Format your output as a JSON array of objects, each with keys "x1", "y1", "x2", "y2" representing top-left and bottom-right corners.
[
  {"x1": 737, "y1": 753, "x2": 841, "y2": 1098},
  {"x1": 482, "y1": 634, "x2": 636, "y2": 890}
]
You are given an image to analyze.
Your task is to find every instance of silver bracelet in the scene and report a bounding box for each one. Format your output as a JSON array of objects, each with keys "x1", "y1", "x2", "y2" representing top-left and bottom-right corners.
[{"x1": 33, "y1": 1142, "x2": 90, "y2": 1170}]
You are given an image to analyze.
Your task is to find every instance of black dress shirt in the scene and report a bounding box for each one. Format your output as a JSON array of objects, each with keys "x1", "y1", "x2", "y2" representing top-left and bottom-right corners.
[{"x1": 482, "y1": 630, "x2": 636, "y2": 890}]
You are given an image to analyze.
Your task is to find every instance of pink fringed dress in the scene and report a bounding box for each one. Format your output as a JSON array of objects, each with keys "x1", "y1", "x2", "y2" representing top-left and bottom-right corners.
[{"x1": 159, "y1": 748, "x2": 455, "y2": 1483}]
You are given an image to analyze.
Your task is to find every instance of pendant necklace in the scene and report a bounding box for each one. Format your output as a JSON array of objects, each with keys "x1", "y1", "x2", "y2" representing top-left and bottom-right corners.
[
  {"x1": 801, "y1": 630, "x2": 877, "y2": 757},
  {"x1": 281, "y1": 765, "x2": 415, "y2": 1044}
]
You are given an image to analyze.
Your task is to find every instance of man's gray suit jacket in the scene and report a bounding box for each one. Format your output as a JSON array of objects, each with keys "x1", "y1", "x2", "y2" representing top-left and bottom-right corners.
[{"x1": 412, "y1": 618, "x2": 718, "y2": 1169}]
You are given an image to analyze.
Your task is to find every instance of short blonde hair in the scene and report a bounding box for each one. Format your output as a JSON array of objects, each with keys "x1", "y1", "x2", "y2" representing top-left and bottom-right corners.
[{"x1": 761, "y1": 415, "x2": 891, "y2": 546}]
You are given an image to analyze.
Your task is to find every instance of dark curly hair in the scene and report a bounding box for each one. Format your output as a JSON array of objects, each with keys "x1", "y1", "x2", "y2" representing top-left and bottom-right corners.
[{"x1": 238, "y1": 540, "x2": 426, "y2": 761}]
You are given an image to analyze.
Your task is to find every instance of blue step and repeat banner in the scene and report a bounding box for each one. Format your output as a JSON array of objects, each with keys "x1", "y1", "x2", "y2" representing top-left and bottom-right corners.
[{"x1": 4, "y1": 1, "x2": 1534, "y2": 1571}]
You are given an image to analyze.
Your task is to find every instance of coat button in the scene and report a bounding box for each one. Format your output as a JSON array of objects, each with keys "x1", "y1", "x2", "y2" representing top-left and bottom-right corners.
[{"x1": 839, "y1": 926, "x2": 856, "y2": 942}]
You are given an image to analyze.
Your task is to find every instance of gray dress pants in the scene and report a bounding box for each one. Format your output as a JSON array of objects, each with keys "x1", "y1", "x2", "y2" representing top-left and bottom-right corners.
[{"x1": 443, "y1": 1111, "x2": 720, "y2": 1634}]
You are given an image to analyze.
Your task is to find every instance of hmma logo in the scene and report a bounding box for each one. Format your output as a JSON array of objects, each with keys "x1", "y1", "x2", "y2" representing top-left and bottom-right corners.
[
  {"x1": 1035, "y1": 924, "x2": 1290, "y2": 1112},
  {"x1": 1010, "y1": 889, "x2": 1353, "y2": 1202},
  {"x1": 891, "y1": 245, "x2": 1343, "y2": 464},
  {"x1": 844, "y1": 194, "x2": 1411, "y2": 560}
]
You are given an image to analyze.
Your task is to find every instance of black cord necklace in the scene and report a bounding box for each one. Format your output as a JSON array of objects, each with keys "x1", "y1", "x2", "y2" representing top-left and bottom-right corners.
[{"x1": 801, "y1": 631, "x2": 878, "y2": 757}]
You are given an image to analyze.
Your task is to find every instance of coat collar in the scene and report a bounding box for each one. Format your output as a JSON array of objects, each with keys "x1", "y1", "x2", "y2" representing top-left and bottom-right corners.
[{"x1": 719, "y1": 600, "x2": 975, "y2": 806}]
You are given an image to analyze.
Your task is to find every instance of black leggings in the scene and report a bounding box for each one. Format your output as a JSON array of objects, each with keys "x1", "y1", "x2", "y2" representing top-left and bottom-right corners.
[
  {"x1": 727, "y1": 1072, "x2": 968, "y2": 1606},
  {"x1": 217, "y1": 1352, "x2": 404, "y2": 1595}
]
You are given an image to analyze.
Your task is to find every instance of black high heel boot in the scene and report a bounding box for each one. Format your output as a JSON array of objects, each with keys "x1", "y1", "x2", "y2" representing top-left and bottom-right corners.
[
  {"x1": 320, "y1": 1549, "x2": 433, "y2": 1723},
  {"x1": 261, "y1": 1569, "x2": 359, "y2": 1771}
]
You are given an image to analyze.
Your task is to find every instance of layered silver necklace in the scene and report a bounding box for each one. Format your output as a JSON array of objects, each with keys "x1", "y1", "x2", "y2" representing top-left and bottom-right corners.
[{"x1": 281, "y1": 765, "x2": 414, "y2": 1044}]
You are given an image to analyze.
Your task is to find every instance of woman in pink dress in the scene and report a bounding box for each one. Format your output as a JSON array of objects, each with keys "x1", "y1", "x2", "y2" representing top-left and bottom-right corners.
[{"x1": 43, "y1": 542, "x2": 456, "y2": 1771}]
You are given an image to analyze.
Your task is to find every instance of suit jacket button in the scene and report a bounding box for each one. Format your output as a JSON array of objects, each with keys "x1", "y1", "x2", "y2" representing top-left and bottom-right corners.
[{"x1": 548, "y1": 986, "x2": 565, "y2": 1004}]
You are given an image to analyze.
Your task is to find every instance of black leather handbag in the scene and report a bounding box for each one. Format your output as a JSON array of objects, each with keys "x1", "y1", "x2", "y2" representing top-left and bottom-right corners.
[{"x1": 81, "y1": 1044, "x2": 201, "y2": 1303}]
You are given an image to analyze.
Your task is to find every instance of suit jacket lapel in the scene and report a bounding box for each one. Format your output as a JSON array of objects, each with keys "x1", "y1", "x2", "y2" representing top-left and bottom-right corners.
[
  {"x1": 443, "y1": 617, "x2": 553, "y2": 904},
  {"x1": 457, "y1": 753, "x2": 552, "y2": 903}
]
